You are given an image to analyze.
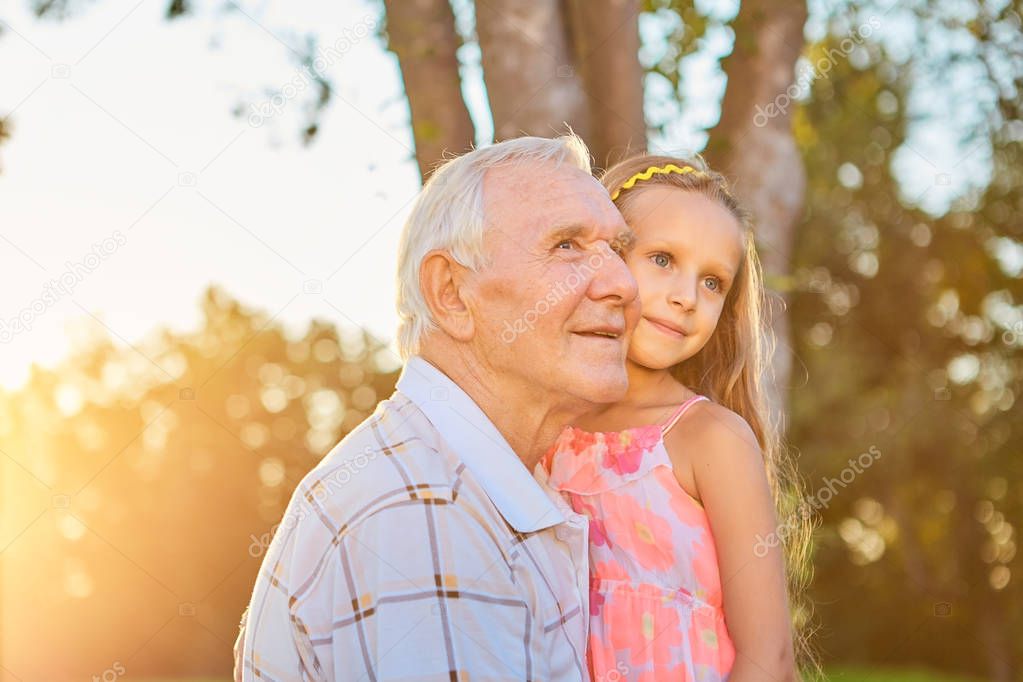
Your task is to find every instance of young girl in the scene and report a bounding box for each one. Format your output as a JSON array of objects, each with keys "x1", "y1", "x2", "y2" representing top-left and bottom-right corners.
[{"x1": 543, "y1": 156, "x2": 812, "y2": 681}]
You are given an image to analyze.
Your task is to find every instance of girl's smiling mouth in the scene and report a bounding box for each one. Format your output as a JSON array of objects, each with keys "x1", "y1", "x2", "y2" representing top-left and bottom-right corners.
[{"x1": 643, "y1": 316, "x2": 688, "y2": 338}]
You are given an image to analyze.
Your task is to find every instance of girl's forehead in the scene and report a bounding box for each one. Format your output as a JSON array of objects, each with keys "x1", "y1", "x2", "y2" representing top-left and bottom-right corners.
[
  {"x1": 628, "y1": 189, "x2": 741, "y2": 234},
  {"x1": 628, "y1": 185, "x2": 722, "y2": 214},
  {"x1": 626, "y1": 189, "x2": 745, "y2": 264}
]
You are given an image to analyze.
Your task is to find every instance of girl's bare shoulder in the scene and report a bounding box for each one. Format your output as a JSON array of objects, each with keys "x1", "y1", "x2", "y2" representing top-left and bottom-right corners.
[
  {"x1": 663, "y1": 399, "x2": 761, "y2": 464},
  {"x1": 663, "y1": 399, "x2": 769, "y2": 509}
]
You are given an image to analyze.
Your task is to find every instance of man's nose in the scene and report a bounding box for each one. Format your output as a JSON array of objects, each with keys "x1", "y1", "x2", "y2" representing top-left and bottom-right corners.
[{"x1": 588, "y1": 244, "x2": 638, "y2": 306}]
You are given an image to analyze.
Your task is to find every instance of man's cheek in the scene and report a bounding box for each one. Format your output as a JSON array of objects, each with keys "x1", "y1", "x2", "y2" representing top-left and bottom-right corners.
[{"x1": 625, "y1": 297, "x2": 642, "y2": 330}]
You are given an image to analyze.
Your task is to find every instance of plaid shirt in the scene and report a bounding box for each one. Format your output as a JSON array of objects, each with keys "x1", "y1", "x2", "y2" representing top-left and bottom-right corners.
[{"x1": 236, "y1": 356, "x2": 590, "y2": 681}]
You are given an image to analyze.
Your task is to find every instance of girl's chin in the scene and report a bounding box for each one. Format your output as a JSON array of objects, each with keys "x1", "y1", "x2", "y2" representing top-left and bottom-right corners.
[{"x1": 627, "y1": 343, "x2": 689, "y2": 371}]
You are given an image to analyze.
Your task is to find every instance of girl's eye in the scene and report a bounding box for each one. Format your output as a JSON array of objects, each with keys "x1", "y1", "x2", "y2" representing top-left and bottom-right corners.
[
  {"x1": 652, "y1": 253, "x2": 671, "y2": 268},
  {"x1": 705, "y1": 276, "x2": 721, "y2": 292}
]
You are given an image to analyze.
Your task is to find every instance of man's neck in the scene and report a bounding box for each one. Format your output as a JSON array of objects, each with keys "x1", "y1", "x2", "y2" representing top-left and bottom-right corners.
[
  {"x1": 573, "y1": 359, "x2": 680, "y2": 430},
  {"x1": 418, "y1": 348, "x2": 587, "y2": 471}
]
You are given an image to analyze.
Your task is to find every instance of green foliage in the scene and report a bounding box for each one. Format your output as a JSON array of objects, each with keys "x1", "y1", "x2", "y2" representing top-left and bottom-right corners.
[
  {"x1": 640, "y1": 0, "x2": 714, "y2": 137},
  {"x1": 817, "y1": 666, "x2": 987, "y2": 682},
  {"x1": 166, "y1": 0, "x2": 190, "y2": 20},
  {"x1": 787, "y1": 1, "x2": 1022, "y2": 676},
  {"x1": 0, "y1": 286, "x2": 399, "y2": 677}
]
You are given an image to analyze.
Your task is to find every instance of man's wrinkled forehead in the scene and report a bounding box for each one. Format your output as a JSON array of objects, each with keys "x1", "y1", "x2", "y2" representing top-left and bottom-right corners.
[{"x1": 483, "y1": 161, "x2": 625, "y2": 235}]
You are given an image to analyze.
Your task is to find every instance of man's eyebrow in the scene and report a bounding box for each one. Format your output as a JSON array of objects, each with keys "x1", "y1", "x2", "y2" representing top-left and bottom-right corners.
[
  {"x1": 545, "y1": 224, "x2": 636, "y2": 254},
  {"x1": 614, "y1": 228, "x2": 638, "y2": 252},
  {"x1": 545, "y1": 224, "x2": 587, "y2": 242}
]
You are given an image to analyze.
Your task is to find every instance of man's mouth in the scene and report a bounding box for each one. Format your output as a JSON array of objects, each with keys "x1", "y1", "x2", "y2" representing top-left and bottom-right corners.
[{"x1": 573, "y1": 325, "x2": 624, "y2": 340}]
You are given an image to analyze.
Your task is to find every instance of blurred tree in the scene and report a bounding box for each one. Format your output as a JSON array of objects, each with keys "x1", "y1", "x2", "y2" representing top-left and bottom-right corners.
[
  {"x1": 381, "y1": 0, "x2": 806, "y2": 421},
  {"x1": 385, "y1": 0, "x2": 805, "y2": 422},
  {"x1": 473, "y1": 0, "x2": 592, "y2": 145},
  {"x1": 381, "y1": 0, "x2": 647, "y2": 173},
  {"x1": 0, "y1": 287, "x2": 400, "y2": 678},
  {"x1": 380, "y1": 0, "x2": 475, "y2": 178},
  {"x1": 704, "y1": 0, "x2": 808, "y2": 422},
  {"x1": 9, "y1": 0, "x2": 810, "y2": 415},
  {"x1": 0, "y1": 115, "x2": 9, "y2": 173},
  {"x1": 5, "y1": 0, "x2": 1022, "y2": 678},
  {"x1": 788, "y1": 2, "x2": 1022, "y2": 679}
]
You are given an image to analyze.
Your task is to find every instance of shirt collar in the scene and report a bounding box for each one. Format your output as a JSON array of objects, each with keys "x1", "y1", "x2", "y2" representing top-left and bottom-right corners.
[{"x1": 396, "y1": 355, "x2": 566, "y2": 533}]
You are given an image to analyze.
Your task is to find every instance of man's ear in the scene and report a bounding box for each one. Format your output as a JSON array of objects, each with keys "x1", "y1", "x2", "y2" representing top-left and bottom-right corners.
[{"x1": 419, "y1": 249, "x2": 475, "y2": 343}]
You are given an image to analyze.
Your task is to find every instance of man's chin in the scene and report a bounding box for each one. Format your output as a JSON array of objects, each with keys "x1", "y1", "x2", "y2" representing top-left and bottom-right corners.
[{"x1": 573, "y1": 370, "x2": 629, "y2": 405}]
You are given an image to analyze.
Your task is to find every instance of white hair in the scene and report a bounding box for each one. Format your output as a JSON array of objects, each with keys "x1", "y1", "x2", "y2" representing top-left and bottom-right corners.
[{"x1": 395, "y1": 134, "x2": 592, "y2": 360}]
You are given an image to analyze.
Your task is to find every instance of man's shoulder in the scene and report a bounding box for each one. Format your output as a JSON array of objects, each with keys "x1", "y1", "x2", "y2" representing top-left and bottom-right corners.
[{"x1": 290, "y1": 391, "x2": 466, "y2": 530}]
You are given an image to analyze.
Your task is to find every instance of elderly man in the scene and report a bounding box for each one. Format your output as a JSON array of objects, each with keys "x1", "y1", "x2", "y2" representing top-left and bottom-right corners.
[{"x1": 235, "y1": 134, "x2": 638, "y2": 681}]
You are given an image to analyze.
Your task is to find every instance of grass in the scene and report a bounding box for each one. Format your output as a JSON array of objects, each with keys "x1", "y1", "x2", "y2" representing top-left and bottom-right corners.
[
  {"x1": 137, "y1": 668, "x2": 985, "y2": 682},
  {"x1": 815, "y1": 666, "x2": 985, "y2": 682}
]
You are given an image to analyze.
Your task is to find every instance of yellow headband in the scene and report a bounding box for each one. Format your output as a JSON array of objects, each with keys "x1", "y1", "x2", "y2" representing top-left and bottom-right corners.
[{"x1": 610, "y1": 164, "x2": 704, "y2": 201}]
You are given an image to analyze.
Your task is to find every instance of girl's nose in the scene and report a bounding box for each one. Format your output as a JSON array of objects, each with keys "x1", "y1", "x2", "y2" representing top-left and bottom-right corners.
[{"x1": 670, "y1": 279, "x2": 697, "y2": 312}]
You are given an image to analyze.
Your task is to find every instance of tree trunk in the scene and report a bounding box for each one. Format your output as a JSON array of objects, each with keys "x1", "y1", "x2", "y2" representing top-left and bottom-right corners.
[
  {"x1": 978, "y1": 605, "x2": 1014, "y2": 682},
  {"x1": 0, "y1": 117, "x2": 10, "y2": 173},
  {"x1": 382, "y1": 0, "x2": 475, "y2": 179},
  {"x1": 952, "y1": 481, "x2": 1016, "y2": 681},
  {"x1": 704, "y1": 0, "x2": 808, "y2": 429},
  {"x1": 565, "y1": 0, "x2": 646, "y2": 169},
  {"x1": 475, "y1": 0, "x2": 589, "y2": 141}
]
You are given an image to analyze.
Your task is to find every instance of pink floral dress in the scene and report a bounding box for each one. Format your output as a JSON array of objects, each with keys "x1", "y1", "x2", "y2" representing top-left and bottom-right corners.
[{"x1": 543, "y1": 394, "x2": 735, "y2": 682}]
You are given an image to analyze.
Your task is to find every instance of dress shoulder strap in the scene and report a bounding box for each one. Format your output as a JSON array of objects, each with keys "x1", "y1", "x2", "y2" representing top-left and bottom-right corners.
[{"x1": 660, "y1": 394, "x2": 708, "y2": 435}]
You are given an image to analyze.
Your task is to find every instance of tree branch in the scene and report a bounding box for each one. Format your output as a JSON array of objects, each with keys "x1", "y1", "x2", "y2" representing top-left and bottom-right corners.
[
  {"x1": 565, "y1": 0, "x2": 646, "y2": 168},
  {"x1": 476, "y1": 0, "x2": 589, "y2": 141},
  {"x1": 705, "y1": 0, "x2": 809, "y2": 423},
  {"x1": 382, "y1": 0, "x2": 475, "y2": 179}
]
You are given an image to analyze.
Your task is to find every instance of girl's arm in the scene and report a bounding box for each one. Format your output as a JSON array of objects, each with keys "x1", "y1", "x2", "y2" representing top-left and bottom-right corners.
[{"x1": 665, "y1": 403, "x2": 798, "y2": 681}]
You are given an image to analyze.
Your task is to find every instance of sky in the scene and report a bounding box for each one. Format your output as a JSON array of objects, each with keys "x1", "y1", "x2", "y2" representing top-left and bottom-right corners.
[
  {"x1": 0, "y1": 0, "x2": 424, "y2": 388},
  {"x1": 0, "y1": 0, "x2": 987, "y2": 390}
]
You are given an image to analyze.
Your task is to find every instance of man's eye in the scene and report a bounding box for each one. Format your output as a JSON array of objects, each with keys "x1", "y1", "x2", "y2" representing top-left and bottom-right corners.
[{"x1": 556, "y1": 240, "x2": 575, "y2": 250}]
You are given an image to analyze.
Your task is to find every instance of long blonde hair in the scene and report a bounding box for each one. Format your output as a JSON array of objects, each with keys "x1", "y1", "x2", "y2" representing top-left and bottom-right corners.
[{"x1": 601, "y1": 153, "x2": 818, "y2": 677}]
